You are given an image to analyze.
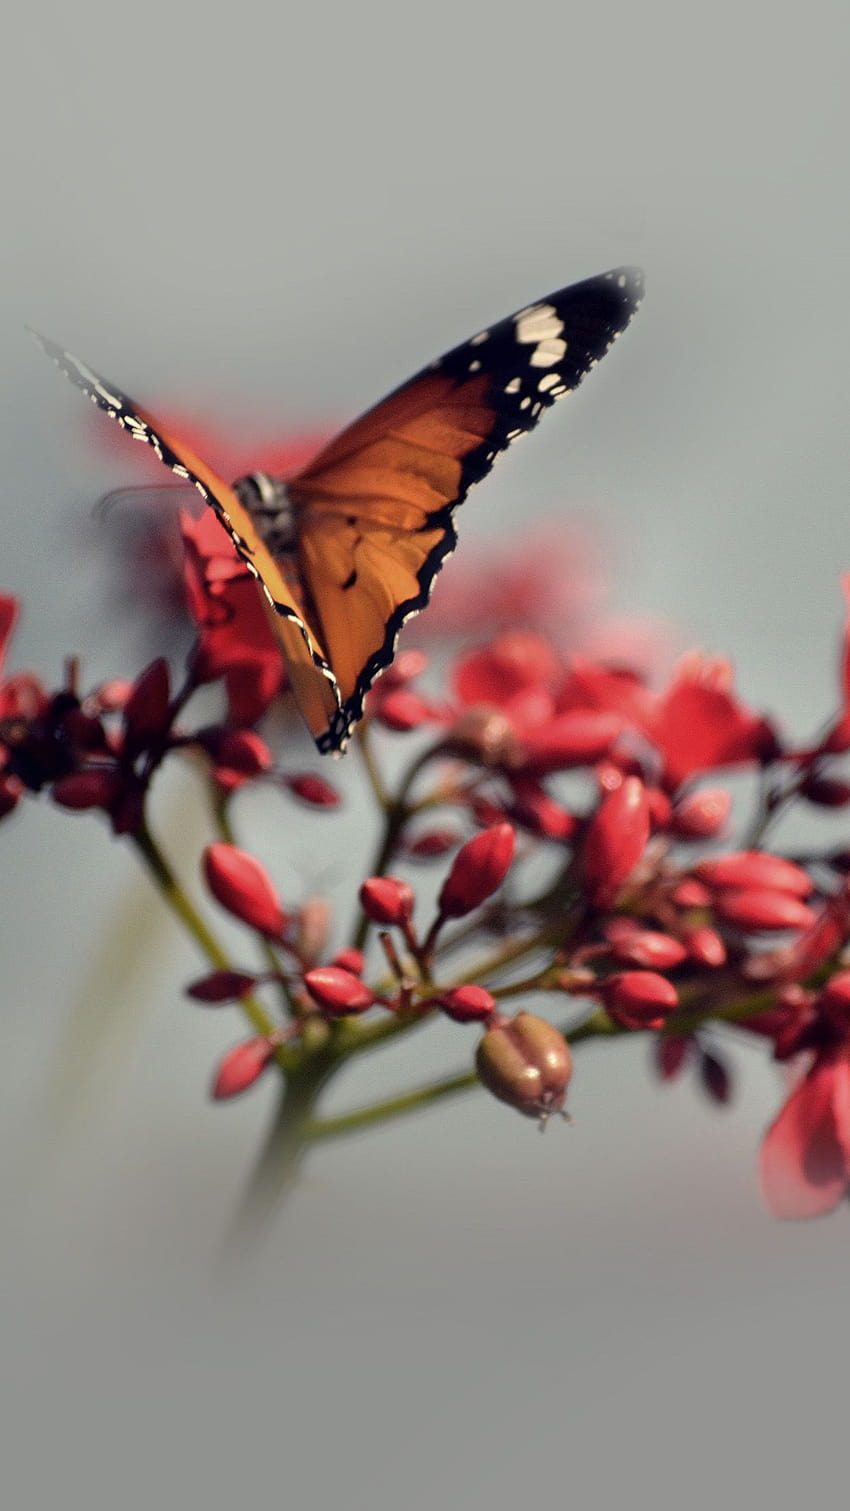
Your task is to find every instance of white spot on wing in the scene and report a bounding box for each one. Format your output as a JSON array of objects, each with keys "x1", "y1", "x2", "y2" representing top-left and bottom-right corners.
[{"x1": 529, "y1": 336, "x2": 567, "y2": 368}]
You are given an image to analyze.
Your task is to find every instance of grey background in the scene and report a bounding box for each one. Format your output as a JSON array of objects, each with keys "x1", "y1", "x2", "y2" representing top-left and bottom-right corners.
[{"x1": 2, "y1": 2, "x2": 850, "y2": 1508}]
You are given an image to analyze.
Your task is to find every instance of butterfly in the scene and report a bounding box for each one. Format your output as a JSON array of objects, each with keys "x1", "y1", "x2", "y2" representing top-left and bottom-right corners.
[{"x1": 35, "y1": 267, "x2": 643, "y2": 753}]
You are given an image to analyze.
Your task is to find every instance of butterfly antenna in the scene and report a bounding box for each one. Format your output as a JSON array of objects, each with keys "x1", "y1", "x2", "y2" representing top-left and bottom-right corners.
[{"x1": 94, "y1": 482, "x2": 198, "y2": 519}]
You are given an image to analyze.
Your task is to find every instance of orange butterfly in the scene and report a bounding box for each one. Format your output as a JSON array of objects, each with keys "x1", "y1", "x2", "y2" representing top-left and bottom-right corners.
[{"x1": 35, "y1": 268, "x2": 643, "y2": 753}]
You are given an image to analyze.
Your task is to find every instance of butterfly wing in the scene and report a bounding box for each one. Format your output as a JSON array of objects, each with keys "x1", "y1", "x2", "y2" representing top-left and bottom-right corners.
[
  {"x1": 287, "y1": 267, "x2": 644, "y2": 752},
  {"x1": 32, "y1": 332, "x2": 342, "y2": 740}
]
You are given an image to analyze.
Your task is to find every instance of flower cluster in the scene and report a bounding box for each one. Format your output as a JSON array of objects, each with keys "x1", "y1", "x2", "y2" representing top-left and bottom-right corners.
[{"x1": 6, "y1": 510, "x2": 850, "y2": 1222}]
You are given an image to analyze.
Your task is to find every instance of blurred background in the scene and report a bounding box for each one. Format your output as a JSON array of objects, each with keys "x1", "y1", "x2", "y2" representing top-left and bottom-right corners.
[{"x1": 2, "y1": 2, "x2": 850, "y2": 1507}]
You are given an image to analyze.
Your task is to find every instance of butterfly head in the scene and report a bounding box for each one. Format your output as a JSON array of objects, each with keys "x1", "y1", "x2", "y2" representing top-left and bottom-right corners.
[{"x1": 232, "y1": 471, "x2": 298, "y2": 556}]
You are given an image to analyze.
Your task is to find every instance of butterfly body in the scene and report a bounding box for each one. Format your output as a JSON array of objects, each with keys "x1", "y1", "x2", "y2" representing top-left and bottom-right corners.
[{"x1": 35, "y1": 268, "x2": 644, "y2": 753}]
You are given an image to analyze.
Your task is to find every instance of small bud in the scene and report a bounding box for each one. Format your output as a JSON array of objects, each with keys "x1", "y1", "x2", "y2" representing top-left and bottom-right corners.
[
  {"x1": 714, "y1": 888, "x2": 816, "y2": 932},
  {"x1": 476, "y1": 1011, "x2": 572, "y2": 1119},
  {"x1": 303, "y1": 966, "x2": 375, "y2": 1015},
  {"x1": 204, "y1": 728, "x2": 271, "y2": 789},
  {"x1": 359, "y1": 876, "x2": 415, "y2": 926},
  {"x1": 211, "y1": 1037, "x2": 275, "y2": 1099},
  {"x1": 52, "y1": 769, "x2": 124, "y2": 810},
  {"x1": 695, "y1": 850, "x2": 813, "y2": 897},
  {"x1": 405, "y1": 827, "x2": 461, "y2": 859},
  {"x1": 331, "y1": 947, "x2": 365, "y2": 976},
  {"x1": 508, "y1": 781, "x2": 575, "y2": 841},
  {"x1": 186, "y1": 970, "x2": 258, "y2": 1003},
  {"x1": 374, "y1": 689, "x2": 437, "y2": 732},
  {"x1": 448, "y1": 707, "x2": 523, "y2": 768},
  {"x1": 800, "y1": 775, "x2": 850, "y2": 808},
  {"x1": 123, "y1": 658, "x2": 172, "y2": 755},
  {"x1": 603, "y1": 971, "x2": 679, "y2": 1030},
  {"x1": 438, "y1": 985, "x2": 497, "y2": 1023},
  {"x1": 285, "y1": 772, "x2": 341, "y2": 807},
  {"x1": 203, "y1": 842, "x2": 286, "y2": 937},
  {"x1": 581, "y1": 776, "x2": 650, "y2": 907},
  {"x1": 672, "y1": 878, "x2": 712, "y2": 909},
  {"x1": 377, "y1": 648, "x2": 428, "y2": 688},
  {"x1": 294, "y1": 897, "x2": 332, "y2": 964},
  {"x1": 683, "y1": 926, "x2": 727, "y2": 967},
  {"x1": 653, "y1": 1034, "x2": 694, "y2": 1080},
  {"x1": 671, "y1": 787, "x2": 732, "y2": 839},
  {"x1": 699, "y1": 1050, "x2": 732, "y2": 1105},
  {"x1": 438, "y1": 823, "x2": 516, "y2": 918},
  {"x1": 606, "y1": 923, "x2": 687, "y2": 971},
  {"x1": 817, "y1": 971, "x2": 850, "y2": 1028}
]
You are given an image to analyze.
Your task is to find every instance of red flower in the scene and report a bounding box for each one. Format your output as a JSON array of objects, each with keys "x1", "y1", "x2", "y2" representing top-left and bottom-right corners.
[
  {"x1": 181, "y1": 511, "x2": 287, "y2": 726},
  {"x1": 650, "y1": 654, "x2": 776, "y2": 790},
  {"x1": 203, "y1": 842, "x2": 286, "y2": 937},
  {"x1": 760, "y1": 1046, "x2": 850, "y2": 1218},
  {"x1": 438, "y1": 824, "x2": 516, "y2": 918}
]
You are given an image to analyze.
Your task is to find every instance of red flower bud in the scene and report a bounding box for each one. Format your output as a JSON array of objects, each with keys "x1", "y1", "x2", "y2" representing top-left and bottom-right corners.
[
  {"x1": 672, "y1": 878, "x2": 712, "y2": 909},
  {"x1": 204, "y1": 728, "x2": 271, "y2": 789},
  {"x1": 303, "y1": 967, "x2": 375, "y2": 1015},
  {"x1": 520, "y1": 710, "x2": 623, "y2": 775},
  {"x1": 293, "y1": 897, "x2": 332, "y2": 965},
  {"x1": 331, "y1": 948, "x2": 365, "y2": 976},
  {"x1": 285, "y1": 772, "x2": 341, "y2": 807},
  {"x1": 646, "y1": 787, "x2": 673, "y2": 830},
  {"x1": 683, "y1": 926, "x2": 727, "y2": 966},
  {"x1": 508, "y1": 781, "x2": 576, "y2": 841},
  {"x1": 374, "y1": 689, "x2": 437, "y2": 732},
  {"x1": 438, "y1": 823, "x2": 515, "y2": 918},
  {"x1": 211, "y1": 1037, "x2": 276, "y2": 1099},
  {"x1": 607, "y1": 924, "x2": 687, "y2": 971},
  {"x1": 603, "y1": 971, "x2": 679, "y2": 1030},
  {"x1": 476, "y1": 1011, "x2": 573, "y2": 1119},
  {"x1": 581, "y1": 776, "x2": 650, "y2": 907},
  {"x1": 448, "y1": 707, "x2": 523, "y2": 768},
  {"x1": 695, "y1": 850, "x2": 813, "y2": 897},
  {"x1": 714, "y1": 889, "x2": 816, "y2": 932},
  {"x1": 653, "y1": 1033, "x2": 694, "y2": 1080},
  {"x1": 123, "y1": 658, "x2": 172, "y2": 755},
  {"x1": 377, "y1": 648, "x2": 428, "y2": 688},
  {"x1": 359, "y1": 876, "x2": 415, "y2": 926},
  {"x1": 671, "y1": 787, "x2": 732, "y2": 839},
  {"x1": 52, "y1": 769, "x2": 124, "y2": 810},
  {"x1": 405, "y1": 827, "x2": 461, "y2": 859},
  {"x1": 817, "y1": 971, "x2": 850, "y2": 1028},
  {"x1": 186, "y1": 970, "x2": 258, "y2": 1003},
  {"x1": 699, "y1": 1050, "x2": 732, "y2": 1104},
  {"x1": 438, "y1": 985, "x2": 497, "y2": 1023},
  {"x1": 203, "y1": 842, "x2": 286, "y2": 937}
]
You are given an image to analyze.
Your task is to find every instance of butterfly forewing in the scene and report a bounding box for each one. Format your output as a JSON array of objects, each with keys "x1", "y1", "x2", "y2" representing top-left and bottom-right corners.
[{"x1": 289, "y1": 267, "x2": 644, "y2": 749}]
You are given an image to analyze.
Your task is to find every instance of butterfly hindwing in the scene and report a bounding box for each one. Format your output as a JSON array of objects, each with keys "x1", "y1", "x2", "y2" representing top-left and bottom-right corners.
[{"x1": 288, "y1": 267, "x2": 644, "y2": 750}]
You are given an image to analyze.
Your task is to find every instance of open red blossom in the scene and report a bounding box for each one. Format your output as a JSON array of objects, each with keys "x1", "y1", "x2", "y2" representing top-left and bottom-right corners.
[
  {"x1": 203, "y1": 842, "x2": 286, "y2": 937},
  {"x1": 212, "y1": 1037, "x2": 277, "y2": 1099},
  {"x1": 581, "y1": 776, "x2": 650, "y2": 908},
  {"x1": 650, "y1": 654, "x2": 777, "y2": 790},
  {"x1": 760, "y1": 1046, "x2": 850, "y2": 1218},
  {"x1": 438, "y1": 823, "x2": 516, "y2": 918},
  {"x1": 181, "y1": 511, "x2": 287, "y2": 726}
]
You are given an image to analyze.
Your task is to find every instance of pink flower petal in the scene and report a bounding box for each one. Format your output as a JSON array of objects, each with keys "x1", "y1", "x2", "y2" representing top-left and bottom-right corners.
[{"x1": 759, "y1": 1050, "x2": 850, "y2": 1219}]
